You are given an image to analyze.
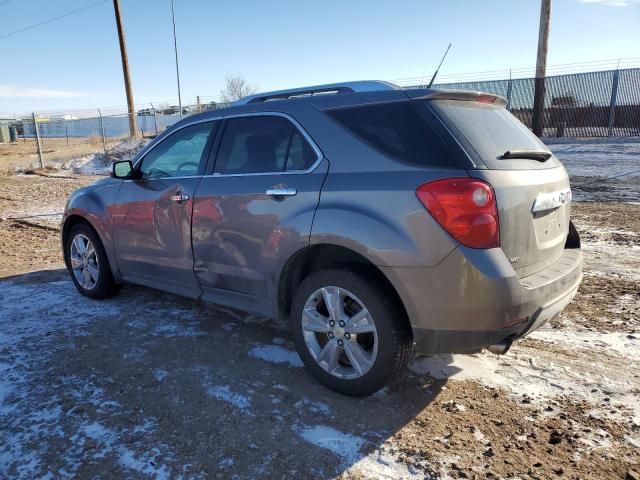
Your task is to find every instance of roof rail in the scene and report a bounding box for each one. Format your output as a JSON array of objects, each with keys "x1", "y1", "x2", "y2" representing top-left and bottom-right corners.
[{"x1": 234, "y1": 80, "x2": 399, "y2": 105}]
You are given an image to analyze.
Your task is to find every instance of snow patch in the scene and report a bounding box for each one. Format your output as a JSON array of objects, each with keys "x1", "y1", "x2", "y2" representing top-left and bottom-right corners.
[
  {"x1": 218, "y1": 457, "x2": 235, "y2": 468},
  {"x1": 71, "y1": 139, "x2": 148, "y2": 175},
  {"x1": 293, "y1": 424, "x2": 365, "y2": 464},
  {"x1": 294, "y1": 397, "x2": 332, "y2": 416},
  {"x1": 206, "y1": 385, "x2": 252, "y2": 415},
  {"x1": 249, "y1": 344, "x2": 303, "y2": 368},
  {"x1": 410, "y1": 341, "x2": 640, "y2": 425},
  {"x1": 293, "y1": 424, "x2": 422, "y2": 478},
  {"x1": 153, "y1": 369, "x2": 168, "y2": 381},
  {"x1": 528, "y1": 327, "x2": 640, "y2": 357}
]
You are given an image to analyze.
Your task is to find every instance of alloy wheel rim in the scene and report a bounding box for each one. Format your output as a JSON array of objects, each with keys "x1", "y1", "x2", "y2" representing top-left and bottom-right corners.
[
  {"x1": 301, "y1": 286, "x2": 378, "y2": 380},
  {"x1": 70, "y1": 234, "x2": 99, "y2": 290}
]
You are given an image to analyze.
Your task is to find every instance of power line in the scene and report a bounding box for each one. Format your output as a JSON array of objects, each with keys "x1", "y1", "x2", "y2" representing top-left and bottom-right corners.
[
  {"x1": 0, "y1": 0, "x2": 109, "y2": 40},
  {"x1": 0, "y1": 0, "x2": 14, "y2": 7},
  {"x1": 391, "y1": 57, "x2": 640, "y2": 85}
]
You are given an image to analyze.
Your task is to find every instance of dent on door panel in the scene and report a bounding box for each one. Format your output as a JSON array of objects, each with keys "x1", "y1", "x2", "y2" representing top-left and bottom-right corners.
[
  {"x1": 191, "y1": 159, "x2": 329, "y2": 316},
  {"x1": 112, "y1": 178, "x2": 201, "y2": 292}
]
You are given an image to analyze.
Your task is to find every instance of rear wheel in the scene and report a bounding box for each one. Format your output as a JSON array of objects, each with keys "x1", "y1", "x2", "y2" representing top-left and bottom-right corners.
[
  {"x1": 65, "y1": 223, "x2": 119, "y2": 299},
  {"x1": 291, "y1": 268, "x2": 412, "y2": 396}
]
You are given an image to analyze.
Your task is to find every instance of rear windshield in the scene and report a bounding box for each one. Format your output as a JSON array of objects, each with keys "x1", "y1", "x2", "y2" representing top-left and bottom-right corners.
[
  {"x1": 429, "y1": 100, "x2": 556, "y2": 169},
  {"x1": 327, "y1": 101, "x2": 459, "y2": 168}
]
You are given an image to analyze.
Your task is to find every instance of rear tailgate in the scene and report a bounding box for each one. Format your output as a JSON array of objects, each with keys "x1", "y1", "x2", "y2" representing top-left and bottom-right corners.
[
  {"x1": 470, "y1": 167, "x2": 571, "y2": 277},
  {"x1": 422, "y1": 95, "x2": 571, "y2": 277}
]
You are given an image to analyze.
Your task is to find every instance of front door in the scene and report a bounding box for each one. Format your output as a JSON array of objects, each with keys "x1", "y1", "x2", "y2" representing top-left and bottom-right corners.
[
  {"x1": 112, "y1": 120, "x2": 218, "y2": 298},
  {"x1": 191, "y1": 114, "x2": 327, "y2": 314}
]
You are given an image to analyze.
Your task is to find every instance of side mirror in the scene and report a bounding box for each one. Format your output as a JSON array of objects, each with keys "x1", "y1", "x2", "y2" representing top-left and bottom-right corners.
[{"x1": 112, "y1": 160, "x2": 134, "y2": 179}]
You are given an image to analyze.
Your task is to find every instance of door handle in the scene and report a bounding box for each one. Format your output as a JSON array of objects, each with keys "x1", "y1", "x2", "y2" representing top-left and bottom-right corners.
[
  {"x1": 170, "y1": 193, "x2": 190, "y2": 203},
  {"x1": 266, "y1": 187, "x2": 297, "y2": 198}
]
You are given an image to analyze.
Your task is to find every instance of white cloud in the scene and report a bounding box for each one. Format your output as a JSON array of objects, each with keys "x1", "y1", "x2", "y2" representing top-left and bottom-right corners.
[
  {"x1": 578, "y1": 0, "x2": 640, "y2": 6},
  {"x1": 0, "y1": 84, "x2": 85, "y2": 99}
]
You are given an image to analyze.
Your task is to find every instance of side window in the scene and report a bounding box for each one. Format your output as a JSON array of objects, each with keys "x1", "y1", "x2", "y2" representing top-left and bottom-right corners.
[
  {"x1": 214, "y1": 116, "x2": 317, "y2": 174},
  {"x1": 139, "y1": 121, "x2": 215, "y2": 179},
  {"x1": 327, "y1": 101, "x2": 458, "y2": 168},
  {"x1": 285, "y1": 130, "x2": 317, "y2": 171}
]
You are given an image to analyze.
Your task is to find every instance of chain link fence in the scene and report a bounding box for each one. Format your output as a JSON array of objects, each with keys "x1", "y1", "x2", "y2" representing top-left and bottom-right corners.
[
  {"x1": 426, "y1": 68, "x2": 640, "y2": 138},
  {"x1": 1, "y1": 68, "x2": 638, "y2": 171},
  {"x1": 0, "y1": 100, "x2": 228, "y2": 171}
]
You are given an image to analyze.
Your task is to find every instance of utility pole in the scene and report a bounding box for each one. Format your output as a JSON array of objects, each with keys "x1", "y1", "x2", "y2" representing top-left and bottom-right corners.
[
  {"x1": 112, "y1": 0, "x2": 137, "y2": 137},
  {"x1": 532, "y1": 0, "x2": 551, "y2": 137},
  {"x1": 170, "y1": 0, "x2": 183, "y2": 119}
]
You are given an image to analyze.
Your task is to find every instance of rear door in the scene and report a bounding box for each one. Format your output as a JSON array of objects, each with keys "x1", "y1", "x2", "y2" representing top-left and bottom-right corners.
[
  {"x1": 112, "y1": 120, "x2": 218, "y2": 297},
  {"x1": 191, "y1": 114, "x2": 327, "y2": 315},
  {"x1": 423, "y1": 97, "x2": 571, "y2": 277}
]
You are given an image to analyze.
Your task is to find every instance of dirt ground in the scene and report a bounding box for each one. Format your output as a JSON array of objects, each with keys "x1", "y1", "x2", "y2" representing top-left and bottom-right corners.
[
  {"x1": 1, "y1": 139, "x2": 639, "y2": 479},
  {"x1": 0, "y1": 137, "x2": 130, "y2": 172},
  {"x1": 0, "y1": 173, "x2": 96, "y2": 276}
]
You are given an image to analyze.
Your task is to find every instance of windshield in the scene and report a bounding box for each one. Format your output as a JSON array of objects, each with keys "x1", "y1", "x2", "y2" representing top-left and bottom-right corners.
[{"x1": 429, "y1": 99, "x2": 557, "y2": 169}]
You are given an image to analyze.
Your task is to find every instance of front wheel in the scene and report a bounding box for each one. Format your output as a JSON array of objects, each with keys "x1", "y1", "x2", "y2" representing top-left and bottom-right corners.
[
  {"x1": 291, "y1": 268, "x2": 412, "y2": 396},
  {"x1": 65, "y1": 223, "x2": 119, "y2": 299}
]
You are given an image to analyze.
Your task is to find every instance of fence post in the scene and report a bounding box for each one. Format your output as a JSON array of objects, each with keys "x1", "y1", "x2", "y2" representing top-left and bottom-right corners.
[
  {"x1": 98, "y1": 109, "x2": 107, "y2": 152},
  {"x1": 32, "y1": 112, "x2": 43, "y2": 168},
  {"x1": 506, "y1": 72, "x2": 513, "y2": 110},
  {"x1": 151, "y1": 103, "x2": 158, "y2": 136},
  {"x1": 607, "y1": 69, "x2": 620, "y2": 137}
]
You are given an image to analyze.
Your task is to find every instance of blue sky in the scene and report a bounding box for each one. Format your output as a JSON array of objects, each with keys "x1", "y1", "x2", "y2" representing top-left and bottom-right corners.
[{"x1": 1, "y1": 0, "x2": 639, "y2": 115}]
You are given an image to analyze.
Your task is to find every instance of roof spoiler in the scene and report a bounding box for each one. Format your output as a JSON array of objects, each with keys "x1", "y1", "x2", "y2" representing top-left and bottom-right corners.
[
  {"x1": 405, "y1": 88, "x2": 508, "y2": 107},
  {"x1": 234, "y1": 80, "x2": 399, "y2": 105}
]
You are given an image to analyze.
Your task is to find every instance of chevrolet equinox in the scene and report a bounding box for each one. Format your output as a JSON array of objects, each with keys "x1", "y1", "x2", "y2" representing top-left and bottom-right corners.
[{"x1": 62, "y1": 81, "x2": 582, "y2": 395}]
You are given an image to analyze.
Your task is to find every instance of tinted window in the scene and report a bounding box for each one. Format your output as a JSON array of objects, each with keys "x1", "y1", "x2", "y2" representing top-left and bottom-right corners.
[
  {"x1": 327, "y1": 101, "x2": 457, "y2": 167},
  {"x1": 430, "y1": 100, "x2": 556, "y2": 169},
  {"x1": 214, "y1": 116, "x2": 317, "y2": 174},
  {"x1": 140, "y1": 122, "x2": 214, "y2": 179},
  {"x1": 286, "y1": 130, "x2": 317, "y2": 171}
]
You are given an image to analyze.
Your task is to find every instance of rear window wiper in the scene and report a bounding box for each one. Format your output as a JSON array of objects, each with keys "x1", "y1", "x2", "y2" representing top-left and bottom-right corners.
[{"x1": 499, "y1": 149, "x2": 552, "y2": 162}]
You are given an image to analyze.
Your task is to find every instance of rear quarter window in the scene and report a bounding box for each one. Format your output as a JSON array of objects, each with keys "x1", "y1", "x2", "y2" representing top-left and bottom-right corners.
[
  {"x1": 326, "y1": 101, "x2": 460, "y2": 168},
  {"x1": 429, "y1": 99, "x2": 560, "y2": 170}
]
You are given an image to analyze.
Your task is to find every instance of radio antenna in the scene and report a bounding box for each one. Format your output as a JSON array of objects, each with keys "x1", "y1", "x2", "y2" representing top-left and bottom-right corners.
[{"x1": 427, "y1": 43, "x2": 452, "y2": 88}]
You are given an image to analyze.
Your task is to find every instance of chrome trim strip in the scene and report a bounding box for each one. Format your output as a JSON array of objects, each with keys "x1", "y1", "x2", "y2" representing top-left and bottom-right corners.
[
  {"x1": 204, "y1": 111, "x2": 324, "y2": 177},
  {"x1": 130, "y1": 112, "x2": 324, "y2": 180},
  {"x1": 123, "y1": 175, "x2": 201, "y2": 183},
  {"x1": 531, "y1": 188, "x2": 572, "y2": 213}
]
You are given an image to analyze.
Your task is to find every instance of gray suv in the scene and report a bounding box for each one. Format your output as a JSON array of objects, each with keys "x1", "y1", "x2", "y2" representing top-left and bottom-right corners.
[{"x1": 62, "y1": 81, "x2": 582, "y2": 395}]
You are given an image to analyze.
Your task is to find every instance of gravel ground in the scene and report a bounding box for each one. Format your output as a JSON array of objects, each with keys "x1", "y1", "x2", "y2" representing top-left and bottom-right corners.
[{"x1": 0, "y1": 138, "x2": 639, "y2": 479}]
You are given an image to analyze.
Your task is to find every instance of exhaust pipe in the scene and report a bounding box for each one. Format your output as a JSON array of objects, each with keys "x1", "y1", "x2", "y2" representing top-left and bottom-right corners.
[{"x1": 486, "y1": 340, "x2": 513, "y2": 355}]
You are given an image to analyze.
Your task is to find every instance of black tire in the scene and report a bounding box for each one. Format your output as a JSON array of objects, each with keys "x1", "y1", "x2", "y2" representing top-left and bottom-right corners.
[
  {"x1": 64, "y1": 222, "x2": 120, "y2": 299},
  {"x1": 291, "y1": 267, "x2": 413, "y2": 396}
]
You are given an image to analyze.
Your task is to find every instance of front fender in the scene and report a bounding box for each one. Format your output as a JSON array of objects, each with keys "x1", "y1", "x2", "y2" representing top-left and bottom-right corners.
[{"x1": 62, "y1": 180, "x2": 122, "y2": 281}]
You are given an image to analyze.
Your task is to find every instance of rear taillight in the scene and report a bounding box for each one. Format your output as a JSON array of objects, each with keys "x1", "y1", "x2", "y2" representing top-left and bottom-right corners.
[{"x1": 416, "y1": 177, "x2": 499, "y2": 249}]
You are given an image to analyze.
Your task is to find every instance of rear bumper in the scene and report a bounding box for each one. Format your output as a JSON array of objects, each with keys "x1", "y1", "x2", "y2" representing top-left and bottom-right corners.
[{"x1": 380, "y1": 245, "x2": 582, "y2": 355}]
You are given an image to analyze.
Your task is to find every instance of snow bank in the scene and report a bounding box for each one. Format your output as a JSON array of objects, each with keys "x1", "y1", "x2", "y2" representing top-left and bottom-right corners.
[{"x1": 70, "y1": 139, "x2": 148, "y2": 175}]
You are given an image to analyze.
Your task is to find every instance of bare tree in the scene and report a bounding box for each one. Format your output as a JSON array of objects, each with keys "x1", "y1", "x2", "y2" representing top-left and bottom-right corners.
[{"x1": 220, "y1": 75, "x2": 258, "y2": 103}]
